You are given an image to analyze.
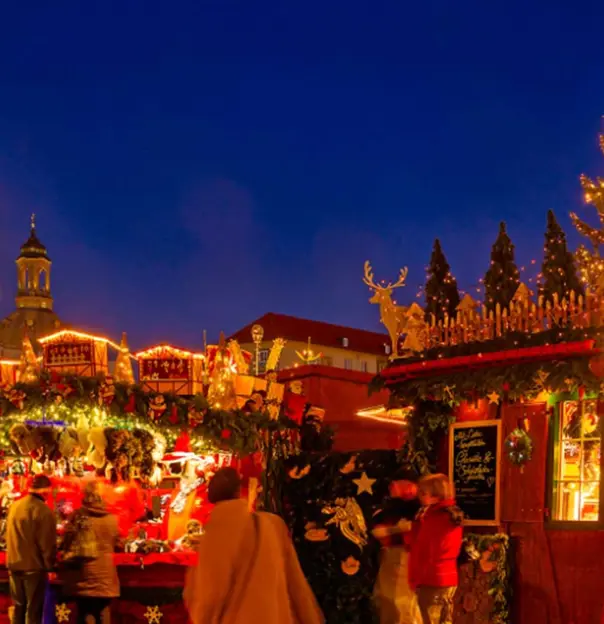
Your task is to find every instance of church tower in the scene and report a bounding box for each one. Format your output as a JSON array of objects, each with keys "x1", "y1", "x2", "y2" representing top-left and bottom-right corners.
[
  {"x1": 0, "y1": 215, "x2": 62, "y2": 357},
  {"x1": 15, "y1": 214, "x2": 53, "y2": 311}
]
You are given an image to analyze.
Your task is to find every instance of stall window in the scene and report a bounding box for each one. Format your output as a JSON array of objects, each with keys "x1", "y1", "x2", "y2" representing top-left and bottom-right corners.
[
  {"x1": 257, "y1": 349, "x2": 269, "y2": 374},
  {"x1": 551, "y1": 400, "x2": 602, "y2": 523}
]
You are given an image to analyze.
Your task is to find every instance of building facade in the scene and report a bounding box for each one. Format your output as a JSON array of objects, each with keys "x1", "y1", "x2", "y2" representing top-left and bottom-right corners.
[{"x1": 229, "y1": 312, "x2": 391, "y2": 374}]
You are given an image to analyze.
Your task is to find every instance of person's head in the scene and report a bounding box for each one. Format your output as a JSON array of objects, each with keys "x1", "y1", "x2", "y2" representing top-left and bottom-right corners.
[
  {"x1": 418, "y1": 473, "x2": 454, "y2": 507},
  {"x1": 82, "y1": 480, "x2": 104, "y2": 509},
  {"x1": 30, "y1": 474, "x2": 52, "y2": 499},
  {"x1": 389, "y1": 468, "x2": 418, "y2": 500},
  {"x1": 207, "y1": 467, "x2": 241, "y2": 504},
  {"x1": 389, "y1": 479, "x2": 418, "y2": 500}
]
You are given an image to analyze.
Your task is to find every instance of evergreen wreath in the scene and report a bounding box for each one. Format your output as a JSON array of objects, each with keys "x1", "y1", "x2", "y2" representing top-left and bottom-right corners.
[{"x1": 504, "y1": 427, "x2": 533, "y2": 466}]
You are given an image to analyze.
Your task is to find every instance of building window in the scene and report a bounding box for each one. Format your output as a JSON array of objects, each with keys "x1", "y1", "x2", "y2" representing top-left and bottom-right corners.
[
  {"x1": 257, "y1": 349, "x2": 269, "y2": 374},
  {"x1": 377, "y1": 359, "x2": 388, "y2": 373},
  {"x1": 360, "y1": 361, "x2": 368, "y2": 373},
  {"x1": 551, "y1": 400, "x2": 601, "y2": 523},
  {"x1": 344, "y1": 359, "x2": 353, "y2": 370},
  {"x1": 342, "y1": 337, "x2": 349, "y2": 348}
]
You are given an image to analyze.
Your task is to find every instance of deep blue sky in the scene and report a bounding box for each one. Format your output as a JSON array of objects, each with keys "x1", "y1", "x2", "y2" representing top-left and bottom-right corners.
[{"x1": 1, "y1": 1, "x2": 604, "y2": 350}]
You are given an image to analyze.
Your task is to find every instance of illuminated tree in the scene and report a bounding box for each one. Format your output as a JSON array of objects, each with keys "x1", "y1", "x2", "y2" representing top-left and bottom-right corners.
[
  {"x1": 424, "y1": 238, "x2": 460, "y2": 322},
  {"x1": 483, "y1": 222, "x2": 520, "y2": 311},
  {"x1": 541, "y1": 210, "x2": 583, "y2": 304},
  {"x1": 570, "y1": 134, "x2": 604, "y2": 293}
]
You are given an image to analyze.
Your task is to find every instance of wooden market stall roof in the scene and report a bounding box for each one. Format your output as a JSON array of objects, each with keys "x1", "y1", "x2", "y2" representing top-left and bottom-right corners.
[{"x1": 380, "y1": 340, "x2": 598, "y2": 385}]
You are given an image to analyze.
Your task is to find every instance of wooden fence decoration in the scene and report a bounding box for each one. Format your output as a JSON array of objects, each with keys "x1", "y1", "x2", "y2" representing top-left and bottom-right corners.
[{"x1": 426, "y1": 291, "x2": 604, "y2": 349}]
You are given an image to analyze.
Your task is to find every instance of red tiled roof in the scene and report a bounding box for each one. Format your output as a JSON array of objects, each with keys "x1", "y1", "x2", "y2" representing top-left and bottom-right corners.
[{"x1": 228, "y1": 312, "x2": 389, "y2": 356}]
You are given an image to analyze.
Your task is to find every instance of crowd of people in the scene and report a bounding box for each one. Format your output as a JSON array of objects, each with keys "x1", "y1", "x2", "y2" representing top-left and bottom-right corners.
[{"x1": 4, "y1": 468, "x2": 462, "y2": 624}]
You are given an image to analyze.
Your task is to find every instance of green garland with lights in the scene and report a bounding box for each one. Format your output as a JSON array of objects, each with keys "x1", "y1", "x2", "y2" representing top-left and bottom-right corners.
[
  {"x1": 370, "y1": 326, "x2": 604, "y2": 406},
  {"x1": 0, "y1": 372, "x2": 296, "y2": 455}
]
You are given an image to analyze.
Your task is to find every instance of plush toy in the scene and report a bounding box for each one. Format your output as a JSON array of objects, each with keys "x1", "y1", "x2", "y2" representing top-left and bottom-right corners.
[
  {"x1": 29, "y1": 427, "x2": 59, "y2": 462},
  {"x1": 97, "y1": 376, "x2": 116, "y2": 406},
  {"x1": 87, "y1": 427, "x2": 108, "y2": 470},
  {"x1": 9, "y1": 424, "x2": 35, "y2": 456},
  {"x1": 58, "y1": 428, "x2": 80, "y2": 460},
  {"x1": 105, "y1": 428, "x2": 132, "y2": 482},
  {"x1": 148, "y1": 395, "x2": 167, "y2": 423},
  {"x1": 132, "y1": 429, "x2": 156, "y2": 481}
]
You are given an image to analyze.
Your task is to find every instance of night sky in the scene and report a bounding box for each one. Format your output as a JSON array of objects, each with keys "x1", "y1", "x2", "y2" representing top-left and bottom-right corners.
[{"x1": 1, "y1": 1, "x2": 604, "y2": 350}]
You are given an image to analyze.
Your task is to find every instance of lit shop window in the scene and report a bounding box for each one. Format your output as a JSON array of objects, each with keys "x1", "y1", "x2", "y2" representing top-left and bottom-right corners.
[{"x1": 552, "y1": 400, "x2": 601, "y2": 522}]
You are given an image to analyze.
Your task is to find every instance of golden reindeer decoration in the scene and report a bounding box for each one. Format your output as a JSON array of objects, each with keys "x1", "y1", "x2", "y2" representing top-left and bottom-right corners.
[{"x1": 363, "y1": 260, "x2": 409, "y2": 358}]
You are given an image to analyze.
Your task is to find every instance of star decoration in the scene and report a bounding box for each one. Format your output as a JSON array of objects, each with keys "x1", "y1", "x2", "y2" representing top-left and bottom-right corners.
[
  {"x1": 535, "y1": 370, "x2": 549, "y2": 389},
  {"x1": 353, "y1": 472, "x2": 376, "y2": 495},
  {"x1": 145, "y1": 606, "x2": 163, "y2": 624},
  {"x1": 55, "y1": 603, "x2": 71, "y2": 623},
  {"x1": 487, "y1": 391, "x2": 500, "y2": 405}
]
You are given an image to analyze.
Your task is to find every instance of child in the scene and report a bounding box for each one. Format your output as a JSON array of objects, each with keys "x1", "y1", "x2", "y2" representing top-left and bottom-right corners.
[
  {"x1": 408, "y1": 474, "x2": 463, "y2": 624},
  {"x1": 372, "y1": 473, "x2": 421, "y2": 624}
]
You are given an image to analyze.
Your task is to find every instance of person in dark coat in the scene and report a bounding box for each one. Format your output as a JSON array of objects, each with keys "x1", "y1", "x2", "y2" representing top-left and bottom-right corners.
[
  {"x1": 60, "y1": 480, "x2": 120, "y2": 624},
  {"x1": 6, "y1": 473, "x2": 56, "y2": 624}
]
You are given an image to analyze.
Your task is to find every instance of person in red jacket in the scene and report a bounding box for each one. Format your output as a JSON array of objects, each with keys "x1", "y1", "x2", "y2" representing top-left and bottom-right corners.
[{"x1": 408, "y1": 474, "x2": 463, "y2": 624}]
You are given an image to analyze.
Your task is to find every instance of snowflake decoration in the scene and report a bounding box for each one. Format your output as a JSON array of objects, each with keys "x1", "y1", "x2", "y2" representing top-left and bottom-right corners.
[
  {"x1": 144, "y1": 605, "x2": 163, "y2": 624},
  {"x1": 55, "y1": 603, "x2": 71, "y2": 623}
]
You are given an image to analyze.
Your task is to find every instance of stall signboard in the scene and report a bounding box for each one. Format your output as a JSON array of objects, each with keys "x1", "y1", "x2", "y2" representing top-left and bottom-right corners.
[
  {"x1": 140, "y1": 357, "x2": 190, "y2": 381},
  {"x1": 449, "y1": 420, "x2": 501, "y2": 526},
  {"x1": 46, "y1": 341, "x2": 93, "y2": 367}
]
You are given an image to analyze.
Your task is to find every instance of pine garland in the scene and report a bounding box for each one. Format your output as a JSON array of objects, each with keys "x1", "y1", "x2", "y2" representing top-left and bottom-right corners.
[{"x1": 0, "y1": 372, "x2": 298, "y2": 456}]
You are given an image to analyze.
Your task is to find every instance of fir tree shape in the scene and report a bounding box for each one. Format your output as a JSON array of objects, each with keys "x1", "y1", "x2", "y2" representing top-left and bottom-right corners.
[
  {"x1": 540, "y1": 210, "x2": 583, "y2": 304},
  {"x1": 483, "y1": 222, "x2": 520, "y2": 311},
  {"x1": 570, "y1": 133, "x2": 604, "y2": 293},
  {"x1": 424, "y1": 238, "x2": 460, "y2": 322}
]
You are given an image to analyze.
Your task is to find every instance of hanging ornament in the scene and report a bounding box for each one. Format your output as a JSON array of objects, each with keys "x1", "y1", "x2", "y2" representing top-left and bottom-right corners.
[
  {"x1": 352, "y1": 472, "x2": 376, "y2": 495},
  {"x1": 124, "y1": 391, "x2": 136, "y2": 413},
  {"x1": 97, "y1": 376, "x2": 116, "y2": 406},
  {"x1": 148, "y1": 395, "x2": 167, "y2": 423},
  {"x1": 55, "y1": 603, "x2": 71, "y2": 623},
  {"x1": 341, "y1": 556, "x2": 361, "y2": 576},
  {"x1": 144, "y1": 605, "x2": 163, "y2": 624},
  {"x1": 187, "y1": 404, "x2": 204, "y2": 428},
  {"x1": 322, "y1": 497, "x2": 368, "y2": 549},
  {"x1": 169, "y1": 403, "x2": 179, "y2": 425},
  {"x1": 7, "y1": 389, "x2": 26, "y2": 410}
]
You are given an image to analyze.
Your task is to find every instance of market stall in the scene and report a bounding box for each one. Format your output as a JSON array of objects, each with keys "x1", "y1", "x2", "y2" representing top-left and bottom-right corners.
[
  {"x1": 363, "y1": 201, "x2": 604, "y2": 623},
  {"x1": 0, "y1": 327, "x2": 316, "y2": 623}
]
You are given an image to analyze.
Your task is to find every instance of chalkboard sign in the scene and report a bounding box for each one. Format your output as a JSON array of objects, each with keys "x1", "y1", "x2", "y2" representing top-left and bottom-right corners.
[{"x1": 449, "y1": 421, "x2": 501, "y2": 526}]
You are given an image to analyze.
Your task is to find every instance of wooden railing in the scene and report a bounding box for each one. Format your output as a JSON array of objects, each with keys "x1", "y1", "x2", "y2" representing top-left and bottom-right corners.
[{"x1": 426, "y1": 292, "x2": 604, "y2": 349}]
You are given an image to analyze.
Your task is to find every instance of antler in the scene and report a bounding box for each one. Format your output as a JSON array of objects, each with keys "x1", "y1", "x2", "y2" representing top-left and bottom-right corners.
[
  {"x1": 389, "y1": 267, "x2": 408, "y2": 290},
  {"x1": 363, "y1": 261, "x2": 378, "y2": 289},
  {"x1": 363, "y1": 261, "x2": 408, "y2": 290}
]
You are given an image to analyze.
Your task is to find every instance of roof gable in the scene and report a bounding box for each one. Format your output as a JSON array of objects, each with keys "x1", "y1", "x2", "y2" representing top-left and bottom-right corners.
[{"x1": 228, "y1": 312, "x2": 389, "y2": 356}]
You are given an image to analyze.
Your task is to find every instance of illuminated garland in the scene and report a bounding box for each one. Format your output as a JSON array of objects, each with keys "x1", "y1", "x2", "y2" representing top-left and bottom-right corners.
[{"x1": 0, "y1": 373, "x2": 295, "y2": 455}]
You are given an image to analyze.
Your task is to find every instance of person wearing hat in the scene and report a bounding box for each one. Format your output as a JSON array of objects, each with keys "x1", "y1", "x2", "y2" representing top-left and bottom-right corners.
[
  {"x1": 6, "y1": 473, "x2": 57, "y2": 624},
  {"x1": 184, "y1": 467, "x2": 323, "y2": 624},
  {"x1": 372, "y1": 470, "x2": 421, "y2": 624}
]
